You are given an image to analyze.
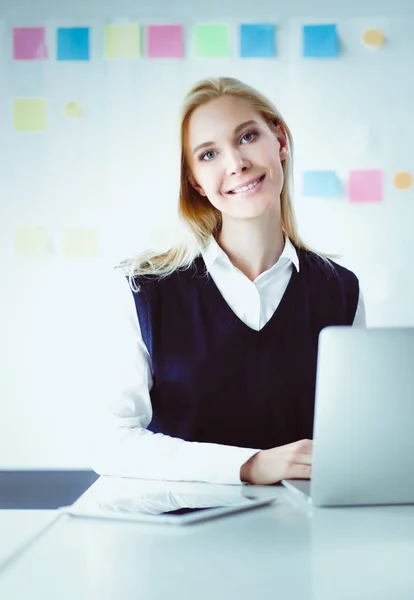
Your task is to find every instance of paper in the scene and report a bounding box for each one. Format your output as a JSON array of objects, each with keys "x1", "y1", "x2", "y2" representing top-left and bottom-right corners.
[
  {"x1": 15, "y1": 226, "x2": 53, "y2": 257},
  {"x1": 64, "y1": 101, "x2": 83, "y2": 119},
  {"x1": 57, "y1": 27, "x2": 90, "y2": 61},
  {"x1": 303, "y1": 171, "x2": 341, "y2": 198},
  {"x1": 194, "y1": 25, "x2": 230, "y2": 57},
  {"x1": 362, "y1": 28, "x2": 385, "y2": 48},
  {"x1": 151, "y1": 226, "x2": 173, "y2": 249},
  {"x1": 147, "y1": 25, "x2": 183, "y2": 58},
  {"x1": 240, "y1": 24, "x2": 276, "y2": 58},
  {"x1": 62, "y1": 228, "x2": 99, "y2": 259},
  {"x1": 393, "y1": 172, "x2": 412, "y2": 190},
  {"x1": 105, "y1": 24, "x2": 141, "y2": 59},
  {"x1": 348, "y1": 169, "x2": 383, "y2": 203},
  {"x1": 303, "y1": 24, "x2": 339, "y2": 58},
  {"x1": 14, "y1": 98, "x2": 47, "y2": 131},
  {"x1": 13, "y1": 27, "x2": 47, "y2": 60}
]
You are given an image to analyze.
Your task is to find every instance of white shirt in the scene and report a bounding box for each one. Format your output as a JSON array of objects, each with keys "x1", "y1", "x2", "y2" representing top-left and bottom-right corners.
[{"x1": 93, "y1": 237, "x2": 366, "y2": 485}]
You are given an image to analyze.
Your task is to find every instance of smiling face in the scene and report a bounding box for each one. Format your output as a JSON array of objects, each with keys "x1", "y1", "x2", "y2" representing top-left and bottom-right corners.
[{"x1": 186, "y1": 95, "x2": 288, "y2": 224}]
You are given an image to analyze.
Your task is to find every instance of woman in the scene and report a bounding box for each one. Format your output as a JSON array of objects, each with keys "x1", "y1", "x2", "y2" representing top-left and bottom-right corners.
[{"x1": 94, "y1": 76, "x2": 366, "y2": 486}]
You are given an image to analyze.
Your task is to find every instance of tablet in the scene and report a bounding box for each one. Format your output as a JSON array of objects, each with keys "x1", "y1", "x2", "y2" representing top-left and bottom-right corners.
[{"x1": 59, "y1": 489, "x2": 279, "y2": 526}]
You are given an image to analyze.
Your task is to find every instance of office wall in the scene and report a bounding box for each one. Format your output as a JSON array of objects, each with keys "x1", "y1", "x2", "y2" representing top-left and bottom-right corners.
[{"x1": 1, "y1": 0, "x2": 414, "y2": 467}]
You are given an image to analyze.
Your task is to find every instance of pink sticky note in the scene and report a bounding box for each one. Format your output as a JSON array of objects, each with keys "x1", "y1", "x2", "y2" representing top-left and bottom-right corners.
[
  {"x1": 348, "y1": 169, "x2": 383, "y2": 203},
  {"x1": 13, "y1": 27, "x2": 47, "y2": 60},
  {"x1": 147, "y1": 25, "x2": 183, "y2": 58}
]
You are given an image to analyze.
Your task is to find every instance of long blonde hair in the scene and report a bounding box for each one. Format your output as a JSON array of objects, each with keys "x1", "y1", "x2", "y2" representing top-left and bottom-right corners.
[{"x1": 118, "y1": 76, "x2": 335, "y2": 288}]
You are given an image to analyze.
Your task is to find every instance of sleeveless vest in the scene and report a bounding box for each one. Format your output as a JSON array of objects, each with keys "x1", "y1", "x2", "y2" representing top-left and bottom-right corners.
[{"x1": 129, "y1": 249, "x2": 359, "y2": 450}]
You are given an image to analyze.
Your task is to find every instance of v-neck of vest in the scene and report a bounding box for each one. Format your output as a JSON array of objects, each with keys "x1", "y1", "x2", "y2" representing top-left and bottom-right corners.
[{"x1": 195, "y1": 252, "x2": 302, "y2": 340}]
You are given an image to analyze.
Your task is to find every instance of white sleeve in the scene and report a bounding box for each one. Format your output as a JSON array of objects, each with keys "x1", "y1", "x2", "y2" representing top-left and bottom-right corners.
[
  {"x1": 92, "y1": 269, "x2": 259, "y2": 485},
  {"x1": 352, "y1": 288, "x2": 367, "y2": 327}
]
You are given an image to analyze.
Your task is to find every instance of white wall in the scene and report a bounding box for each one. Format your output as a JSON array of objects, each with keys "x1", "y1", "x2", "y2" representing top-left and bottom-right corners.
[{"x1": 1, "y1": 0, "x2": 414, "y2": 468}]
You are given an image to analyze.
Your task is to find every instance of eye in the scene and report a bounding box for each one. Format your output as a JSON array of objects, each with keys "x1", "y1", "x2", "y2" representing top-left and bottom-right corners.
[
  {"x1": 200, "y1": 149, "x2": 217, "y2": 161},
  {"x1": 240, "y1": 130, "x2": 259, "y2": 144}
]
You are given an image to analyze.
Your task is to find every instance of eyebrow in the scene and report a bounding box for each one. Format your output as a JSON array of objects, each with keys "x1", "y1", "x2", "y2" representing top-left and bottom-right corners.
[{"x1": 191, "y1": 119, "x2": 259, "y2": 155}]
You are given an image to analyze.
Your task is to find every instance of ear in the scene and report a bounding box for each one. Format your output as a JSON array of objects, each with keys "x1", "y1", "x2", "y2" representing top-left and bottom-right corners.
[
  {"x1": 189, "y1": 176, "x2": 207, "y2": 197},
  {"x1": 273, "y1": 123, "x2": 289, "y2": 161},
  {"x1": 277, "y1": 130, "x2": 289, "y2": 161},
  {"x1": 279, "y1": 144, "x2": 289, "y2": 161}
]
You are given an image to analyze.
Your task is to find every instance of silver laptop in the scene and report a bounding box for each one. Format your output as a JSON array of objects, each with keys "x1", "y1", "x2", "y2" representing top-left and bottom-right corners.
[{"x1": 282, "y1": 326, "x2": 414, "y2": 507}]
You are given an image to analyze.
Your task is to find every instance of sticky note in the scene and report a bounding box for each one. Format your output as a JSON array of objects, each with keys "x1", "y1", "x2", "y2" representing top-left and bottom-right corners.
[
  {"x1": 62, "y1": 228, "x2": 99, "y2": 259},
  {"x1": 147, "y1": 25, "x2": 183, "y2": 58},
  {"x1": 240, "y1": 24, "x2": 276, "y2": 58},
  {"x1": 194, "y1": 25, "x2": 230, "y2": 58},
  {"x1": 303, "y1": 171, "x2": 341, "y2": 198},
  {"x1": 303, "y1": 24, "x2": 339, "y2": 58},
  {"x1": 64, "y1": 101, "x2": 83, "y2": 119},
  {"x1": 105, "y1": 24, "x2": 141, "y2": 59},
  {"x1": 15, "y1": 226, "x2": 53, "y2": 257},
  {"x1": 14, "y1": 98, "x2": 47, "y2": 131},
  {"x1": 13, "y1": 27, "x2": 47, "y2": 60},
  {"x1": 393, "y1": 172, "x2": 412, "y2": 190},
  {"x1": 57, "y1": 27, "x2": 90, "y2": 61},
  {"x1": 151, "y1": 226, "x2": 172, "y2": 248},
  {"x1": 348, "y1": 169, "x2": 383, "y2": 203},
  {"x1": 362, "y1": 28, "x2": 385, "y2": 48}
]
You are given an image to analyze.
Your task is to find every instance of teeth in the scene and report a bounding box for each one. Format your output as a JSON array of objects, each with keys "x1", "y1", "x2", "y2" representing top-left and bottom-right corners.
[{"x1": 231, "y1": 177, "x2": 262, "y2": 194}]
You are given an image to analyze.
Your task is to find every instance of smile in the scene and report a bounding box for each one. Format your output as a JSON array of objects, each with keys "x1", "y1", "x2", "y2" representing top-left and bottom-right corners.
[{"x1": 227, "y1": 174, "x2": 266, "y2": 196}]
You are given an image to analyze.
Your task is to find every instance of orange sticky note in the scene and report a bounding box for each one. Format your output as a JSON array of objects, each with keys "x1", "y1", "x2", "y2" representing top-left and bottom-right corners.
[
  {"x1": 393, "y1": 172, "x2": 412, "y2": 190},
  {"x1": 348, "y1": 169, "x2": 383, "y2": 203}
]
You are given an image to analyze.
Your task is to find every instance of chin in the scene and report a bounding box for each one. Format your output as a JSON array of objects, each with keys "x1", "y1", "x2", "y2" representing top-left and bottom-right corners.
[
  {"x1": 227, "y1": 208, "x2": 271, "y2": 221},
  {"x1": 240, "y1": 198, "x2": 276, "y2": 216}
]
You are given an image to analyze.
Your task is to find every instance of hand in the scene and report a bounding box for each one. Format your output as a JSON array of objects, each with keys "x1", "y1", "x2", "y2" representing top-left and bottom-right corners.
[{"x1": 240, "y1": 439, "x2": 313, "y2": 485}]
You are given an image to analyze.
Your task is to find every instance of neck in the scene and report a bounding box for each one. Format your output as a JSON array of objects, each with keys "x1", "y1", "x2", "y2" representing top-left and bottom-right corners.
[{"x1": 216, "y1": 217, "x2": 285, "y2": 282}]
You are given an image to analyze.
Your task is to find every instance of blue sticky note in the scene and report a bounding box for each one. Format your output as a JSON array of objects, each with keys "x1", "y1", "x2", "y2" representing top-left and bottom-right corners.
[
  {"x1": 240, "y1": 24, "x2": 276, "y2": 58},
  {"x1": 303, "y1": 24, "x2": 338, "y2": 58},
  {"x1": 57, "y1": 27, "x2": 90, "y2": 60},
  {"x1": 303, "y1": 171, "x2": 341, "y2": 197}
]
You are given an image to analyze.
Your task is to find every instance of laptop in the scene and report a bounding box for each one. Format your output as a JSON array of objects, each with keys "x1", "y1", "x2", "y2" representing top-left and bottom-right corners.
[{"x1": 282, "y1": 326, "x2": 414, "y2": 507}]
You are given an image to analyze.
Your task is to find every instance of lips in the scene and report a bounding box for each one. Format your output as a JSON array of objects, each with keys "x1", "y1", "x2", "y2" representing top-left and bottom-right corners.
[{"x1": 227, "y1": 174, "x2": 266, "y2": 194}]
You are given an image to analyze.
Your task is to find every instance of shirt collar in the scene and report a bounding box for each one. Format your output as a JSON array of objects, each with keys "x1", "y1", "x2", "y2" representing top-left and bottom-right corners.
[{"x1": 201, "y1": 234, "x2": 300, "y2": 274}]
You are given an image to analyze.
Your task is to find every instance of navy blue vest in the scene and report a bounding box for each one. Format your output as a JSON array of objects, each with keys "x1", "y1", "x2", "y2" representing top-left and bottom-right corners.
[{"x1": 129, "y1": 248, "x2": 359, "y2": 450}]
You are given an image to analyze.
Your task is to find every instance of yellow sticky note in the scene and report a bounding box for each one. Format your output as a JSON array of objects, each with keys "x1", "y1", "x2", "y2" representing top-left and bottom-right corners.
[
  {"x1": 62, "y1": 228, "x2": 99, "y2": 259},
  {"x1": 15, "y1": 226, "x2": 53, "y2": 257},
  {"x1": 64, "y1": 101, "x2": 83, "y2": 119},
  {"x1": 151, "y1": 226, "x2": 173, "y2": 249},
  {"x1": 14, "y1": 98, "x2": 47, "y2": 131},
  {"x1": 105, "y1": 24, "x2": 141, "y2": 59}
]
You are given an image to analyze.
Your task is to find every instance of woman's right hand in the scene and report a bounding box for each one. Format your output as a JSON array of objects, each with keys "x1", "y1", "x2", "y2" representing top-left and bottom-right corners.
[{"x1": 240, "y1": 439, "x2": 313, "y2": 485}]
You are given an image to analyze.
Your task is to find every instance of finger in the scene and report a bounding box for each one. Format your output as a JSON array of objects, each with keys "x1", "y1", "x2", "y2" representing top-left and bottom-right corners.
[
  {"x1": 285, "y1": 463, "x2": 312, "y2": 479},
  {"x1": 291, "y1": 453, "x2": 312, "y2": 466},
  {"x1": 284, "y1": 438, "x2": 313, "y2": 452},
  {"x1": 279, "y1": 443, "x2": 313, "y2": 460}
]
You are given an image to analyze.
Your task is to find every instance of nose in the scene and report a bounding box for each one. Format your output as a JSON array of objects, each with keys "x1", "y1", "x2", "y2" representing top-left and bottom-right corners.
[{"x1": 225, "y1": 147, "x2": 250, "y2": 175}]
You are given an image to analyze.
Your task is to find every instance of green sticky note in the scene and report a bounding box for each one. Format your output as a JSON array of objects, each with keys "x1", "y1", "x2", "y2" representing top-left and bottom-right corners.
[
  {"x1": 105, "y1": 24, "x2": 141, "y2": 59},
  {"x1": 14, "y1": 98, "x2": 47, "y2": 131},
  {"x1": 194, "y1": 25, "x2": 230, "y2": 57}
]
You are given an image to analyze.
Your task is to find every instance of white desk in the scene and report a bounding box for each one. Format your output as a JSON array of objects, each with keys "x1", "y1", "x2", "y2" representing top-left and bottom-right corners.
[
  {"x1": 0, "y1": 510, "x2": 57, "y2": 567},
  {"x1": 0, "y1": 477, "x2": 413, "y2": 600}
]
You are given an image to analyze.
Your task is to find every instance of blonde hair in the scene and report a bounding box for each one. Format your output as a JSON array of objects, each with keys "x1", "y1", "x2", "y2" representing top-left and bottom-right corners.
[{"x1": 118, "y1": 76, "x2": 336, "y2": 288}]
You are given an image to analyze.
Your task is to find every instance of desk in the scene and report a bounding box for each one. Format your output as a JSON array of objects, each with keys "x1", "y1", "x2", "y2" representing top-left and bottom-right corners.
[
  {"x1": 0, "y1": 510, "x2": 56, "y2": 567},
  {"x1": 0, "y1": 477, "x2": 413, "y2": 600}
]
